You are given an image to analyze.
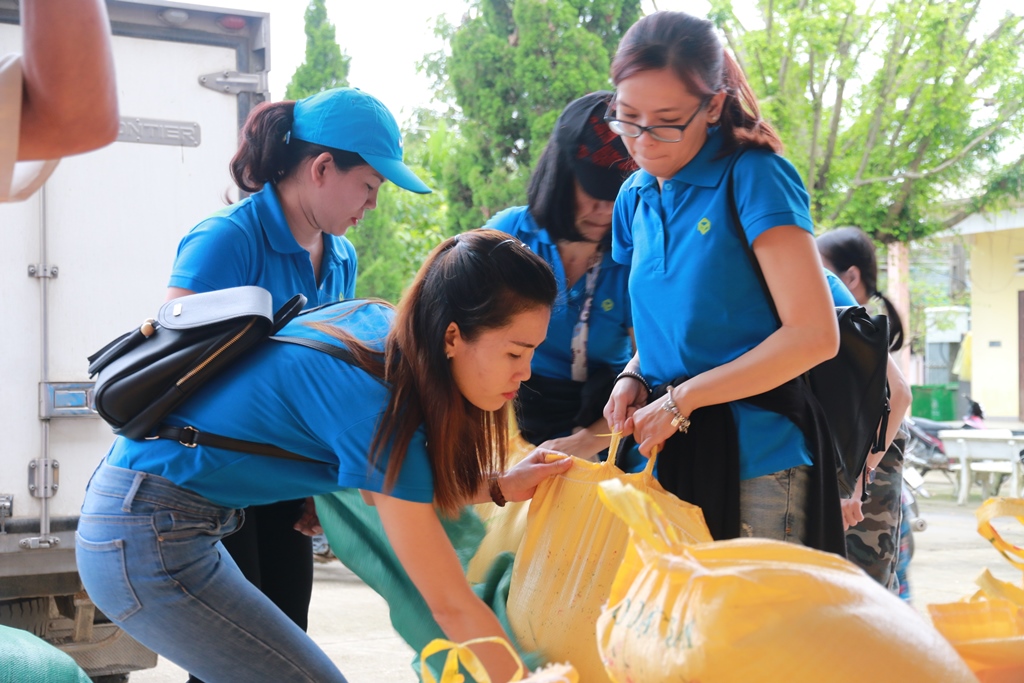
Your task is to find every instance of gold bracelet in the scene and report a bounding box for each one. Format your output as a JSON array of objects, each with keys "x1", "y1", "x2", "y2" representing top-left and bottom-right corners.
[
  {"x1": 661, "y1": 385, "x2": 691, "y2": 434},
  {"x1": 488, "y1": 474, "x2": 507, "y2": 507}
]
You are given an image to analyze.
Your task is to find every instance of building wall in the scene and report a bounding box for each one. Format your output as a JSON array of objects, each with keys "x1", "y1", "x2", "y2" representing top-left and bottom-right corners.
[{"x1": 969, "y1": 227, "x2": 1024, "y2": 418}]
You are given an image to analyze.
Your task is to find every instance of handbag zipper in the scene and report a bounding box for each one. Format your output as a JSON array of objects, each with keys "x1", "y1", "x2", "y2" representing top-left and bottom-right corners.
[{"x1": 175, "y1": 319, "x2": 257, "y2": 386}]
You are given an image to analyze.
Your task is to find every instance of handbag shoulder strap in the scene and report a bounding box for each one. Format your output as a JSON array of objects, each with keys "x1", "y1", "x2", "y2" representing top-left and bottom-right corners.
[
  {"x1": 270, "y1": 334, "x2": 359, "y2": 363},
  {"x1": 153, "y1": 332, "x2": 369, "y2": 462},
  {"x1": 724, "y1": 150, "x2": 782, "y2": 328}
]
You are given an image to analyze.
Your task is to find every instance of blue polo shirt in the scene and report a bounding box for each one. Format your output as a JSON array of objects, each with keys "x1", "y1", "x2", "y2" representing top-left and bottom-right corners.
[
  {"x1": 827, "y1": 270, "x2": 858, "y2": 306},
  {"x1": 612, "y1": 129, "x2": 816, "y2": 480},
  {"x1": 168, "y1": 183, "x2": 357, "y2": 310},
  {"x1": 486, "y1": 207, "x2": 632, "y2": 380},
  {"x1": 105, "y1": 302, "x2": 433, "y2": 508}
]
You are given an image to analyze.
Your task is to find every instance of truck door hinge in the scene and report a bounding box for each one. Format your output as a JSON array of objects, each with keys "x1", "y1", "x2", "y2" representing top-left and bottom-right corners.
[
  {"x1": 198, "y1": 70, "x2": 268, "y2": 96},
  {"x1": 28, "y1": 459, "x2": 59, "y2": 498},
  {"x1": 0, "y1": 494, "x2": 12, "y2": 534},
  {"x1": 27, "y1": 264, "x2": 58, "y2": 278}
]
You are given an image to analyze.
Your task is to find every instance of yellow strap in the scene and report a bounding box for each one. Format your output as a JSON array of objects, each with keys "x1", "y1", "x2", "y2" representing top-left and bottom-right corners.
[
  {"x1": 420, "y1": 637, "x2": 525, "y2": 683},
  {"x1": 975, "y1": 568, "x2": 1024, "y2": 607},
  {"x1": 606, "y1": 431, "x2": 621, "y2": 469},
  {"x1": 975, "y1": 497, "x2": 1024, "y2": 571},
  {"x1": 597, "y1": 431, "x2": 658, "y2": 476}
]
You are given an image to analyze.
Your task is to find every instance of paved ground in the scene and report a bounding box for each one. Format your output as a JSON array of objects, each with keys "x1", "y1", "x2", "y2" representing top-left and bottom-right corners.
[{"x1": 131, "y1": 469, "x2": 1023, "y2": 683}]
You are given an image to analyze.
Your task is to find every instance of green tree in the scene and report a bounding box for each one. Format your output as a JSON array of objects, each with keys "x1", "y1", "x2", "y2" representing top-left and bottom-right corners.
[
  {"x1": 285, "y1": 0, "x2": 350, "y2": 100},
  {"x1": 707, "y1": 0, "x2": 1024, "y2": 243},
  {"x1": 423, "y1": 0, "x2": 643, "y2": 232}
]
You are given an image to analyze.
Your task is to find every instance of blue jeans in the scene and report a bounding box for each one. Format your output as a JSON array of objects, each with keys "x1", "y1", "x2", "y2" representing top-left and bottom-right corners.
[
  {"x1": 76, "y1": 461, "x2": 348, "y2": 683},
  {"x1": 738, "y1": 465, "x2": 811, "y2": 544}
]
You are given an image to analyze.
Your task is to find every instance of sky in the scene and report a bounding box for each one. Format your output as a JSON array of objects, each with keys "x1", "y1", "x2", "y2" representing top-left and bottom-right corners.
[
  {"x1": 207, "y1": 0, "x2": 1018, "y2": 127},
  {"x1": 204, "y1": 0, "x2": 704, "y2": 124}
]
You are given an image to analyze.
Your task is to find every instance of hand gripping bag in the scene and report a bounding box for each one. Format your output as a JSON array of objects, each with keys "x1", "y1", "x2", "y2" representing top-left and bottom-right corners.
[
  {"x1": 466, "y1": 431, "x2": 534, "y2": 584},
  {"x1": 928, "y1": 497, "x2": 1024, "y2": 682},
  {"x1": 420, "y1": 637, "x2": 577, "y2": 683},
  {"x1": 595, "y1": 480, "x2": 978, "y2": 683},
  {"x1": 505, "y1": 436, "x2": 712, "y2": 682}
]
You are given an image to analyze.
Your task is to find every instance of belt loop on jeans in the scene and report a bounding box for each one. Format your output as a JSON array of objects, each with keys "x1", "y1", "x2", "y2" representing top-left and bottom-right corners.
[{"x1": 122, "y1": 472, "x2": 147, "y2": 512}]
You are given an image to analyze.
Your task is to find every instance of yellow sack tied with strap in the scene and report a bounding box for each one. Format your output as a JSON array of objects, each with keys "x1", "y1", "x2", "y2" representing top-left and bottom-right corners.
[
  {"x1": 420, "y1": 637, "x2": 577, "y2": 683},
  {"x1": 505, "y1": 436, "x2": 711, "y2": 682},
  {"x1": 928, "y1": 497, "x2": 1024, "y2": 683},
  {"x1": 596, "y1": 480, "x2": 978, "y2": 683}
]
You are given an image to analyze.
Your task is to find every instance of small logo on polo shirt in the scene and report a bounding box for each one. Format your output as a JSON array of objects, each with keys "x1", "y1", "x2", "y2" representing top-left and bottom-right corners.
[
  {"x1": 601, "y1": 299, "x2": 614, "y2": 312},
  {"x1": 698, "y1": 217, "x2": 712, "y2": 235}
]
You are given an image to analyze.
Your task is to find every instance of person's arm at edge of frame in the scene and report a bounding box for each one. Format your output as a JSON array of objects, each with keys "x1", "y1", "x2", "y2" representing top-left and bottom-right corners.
[
  {"x1": 631, "y1": 226, "x2": 840, "y2": 455},
  {"x1": 370, "y1": 450, "x2": 571, "y2": 680},
  {"x1": 18, "y1": 0, "x2": 119, "y2": 160}
]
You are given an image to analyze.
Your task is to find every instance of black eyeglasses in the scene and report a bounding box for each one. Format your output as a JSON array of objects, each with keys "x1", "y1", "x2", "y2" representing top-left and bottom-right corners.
[{"x1": 604, "y1": 101, "x2": 706, "y2": 143}]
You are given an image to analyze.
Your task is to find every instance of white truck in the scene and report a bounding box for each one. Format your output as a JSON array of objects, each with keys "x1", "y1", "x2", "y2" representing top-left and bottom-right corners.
[{"x1": 0, "y1": 1, "x2": 269, "y2": 678}]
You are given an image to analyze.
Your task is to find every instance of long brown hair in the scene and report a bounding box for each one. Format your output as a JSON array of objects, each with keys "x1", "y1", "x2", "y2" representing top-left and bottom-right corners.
[
  {"x1": 229, "y1": 101, "x2": 367, "y2": 193},
  {"x1": 611, "y1": 11, "x2": 782, "y2": 155},
  {"x1": 314, "y1": 230, "x2": 557, "y2": 514}
]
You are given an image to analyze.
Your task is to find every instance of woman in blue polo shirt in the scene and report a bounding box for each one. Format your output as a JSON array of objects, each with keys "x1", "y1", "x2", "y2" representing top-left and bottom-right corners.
[
  {"x1": 161, "y1": 87, "x2": 431, "y2": 678},
  {"x1": 603, "y1": 11, "x2": 845, "y2": 552},
  {"x1": 487, "y1": 92, "x2": 636, "y2": 461},
  {"x1": 819, "y1": 227, "x2": 913, "y2": 591},
  {"x1": 76, "y1": 229, "x2": 571, "y2": 683}
]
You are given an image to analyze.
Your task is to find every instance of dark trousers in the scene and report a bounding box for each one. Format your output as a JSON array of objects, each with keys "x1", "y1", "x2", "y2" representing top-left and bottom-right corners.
[{"x1": 186, "y1": 498, "x2": 313, "y2": 683}]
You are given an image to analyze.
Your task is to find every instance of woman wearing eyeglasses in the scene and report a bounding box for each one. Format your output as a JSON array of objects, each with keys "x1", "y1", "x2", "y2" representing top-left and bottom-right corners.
[{"x1": 603, "y1": 11, "x2": 846, "y2": 553}]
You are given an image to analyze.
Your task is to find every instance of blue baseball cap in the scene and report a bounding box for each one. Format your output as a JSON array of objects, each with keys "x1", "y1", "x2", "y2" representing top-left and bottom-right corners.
[{"x1": 291, "y1": 88, "x2": 431, "y2": 194}]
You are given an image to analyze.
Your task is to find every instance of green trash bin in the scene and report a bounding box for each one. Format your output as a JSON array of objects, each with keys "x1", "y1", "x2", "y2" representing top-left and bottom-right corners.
[{"x1": 910, "y1": 383, "x2": 959, "y2": 421}]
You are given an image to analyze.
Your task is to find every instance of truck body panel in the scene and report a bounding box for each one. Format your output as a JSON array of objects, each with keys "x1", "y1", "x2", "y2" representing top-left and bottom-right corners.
[{"x1": 0, "y1": 2, "x2": 269, "y2": 676}]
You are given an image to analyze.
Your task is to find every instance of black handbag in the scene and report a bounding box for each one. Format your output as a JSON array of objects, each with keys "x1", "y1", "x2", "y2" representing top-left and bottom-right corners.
[
  {"x1": 725, "y1": 158, "x2": 890, "y2": 498},
  {"x1": 87, "y1": 286, "x2": 305, "y2": 440}
]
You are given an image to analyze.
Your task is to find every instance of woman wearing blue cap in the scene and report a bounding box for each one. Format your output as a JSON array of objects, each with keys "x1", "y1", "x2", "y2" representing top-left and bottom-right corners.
[
  {"x1": 486, "y1": 92, "x2": 636, "y2": 462},
  {"x1": 161, "y1": 87, "x2": 430, "y2": 682}
]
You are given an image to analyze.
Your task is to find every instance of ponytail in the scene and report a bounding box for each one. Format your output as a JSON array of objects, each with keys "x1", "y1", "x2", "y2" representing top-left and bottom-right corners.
[
  {"x1": 230, "y1": 100, "x2": 368, "y2": 193},
  {"x1": 875, "y1": 292, "x2": 905, "y2": 352},
  {"x1": 718, "y1": 51, "x2": 782, "y2": 154},
  {"x1": 230, "y1": 101, "x2": 296, "y2": 193}
]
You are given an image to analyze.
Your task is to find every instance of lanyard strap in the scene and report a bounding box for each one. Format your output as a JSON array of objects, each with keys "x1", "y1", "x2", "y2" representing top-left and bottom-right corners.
[{"x1": 570, "y1": 250, "x2": 603, "y2": 382}]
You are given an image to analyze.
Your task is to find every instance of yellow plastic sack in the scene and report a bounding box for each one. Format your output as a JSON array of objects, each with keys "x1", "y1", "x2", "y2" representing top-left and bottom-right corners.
[
  {"x1": 466, "y1": 433, "x2": 534, "y2": 584},
  {"x1": 595, "y1": 480, "x2": 978, "y2": 683},
  {"x1": 420, "y1": 637, "x2": 577, "y2": 683},
  {"x1": 505, "y1": 436, "x2": 712, "y2": 682},
  {"x1": 928, "y1": 498, "x2": 1024, "y2": 682}
]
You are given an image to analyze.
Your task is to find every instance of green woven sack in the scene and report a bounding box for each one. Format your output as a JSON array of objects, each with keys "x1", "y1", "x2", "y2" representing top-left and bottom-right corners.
[
  {"x1": 0, "y1": 624, "x2": 92, "y2": 683},
  {"x1": 314, "y1": 489, "x2": 539, "y2": 680}
]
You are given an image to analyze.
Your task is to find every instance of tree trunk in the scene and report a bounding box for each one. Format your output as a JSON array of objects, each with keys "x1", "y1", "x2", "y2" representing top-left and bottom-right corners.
[{"x1": 886, "y1": 241, "x2": 912, "y2": 378}]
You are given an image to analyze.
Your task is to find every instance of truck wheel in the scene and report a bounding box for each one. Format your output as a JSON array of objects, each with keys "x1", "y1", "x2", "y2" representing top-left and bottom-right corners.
[{"x1": 0, "y1": 597, "x2": 51, "y2": 637}]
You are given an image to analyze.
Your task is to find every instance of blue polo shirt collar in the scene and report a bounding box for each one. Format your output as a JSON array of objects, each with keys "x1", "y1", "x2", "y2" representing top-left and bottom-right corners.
[
  {"x1": 321, "y1": 235, "x2": 352, "y2": 274},
  {"x1": 253, "y1": 184, "x2": 306, "y2": 255},
  {"x1": 665, "y1": 127, "x2": 731, "y2": 189}
]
